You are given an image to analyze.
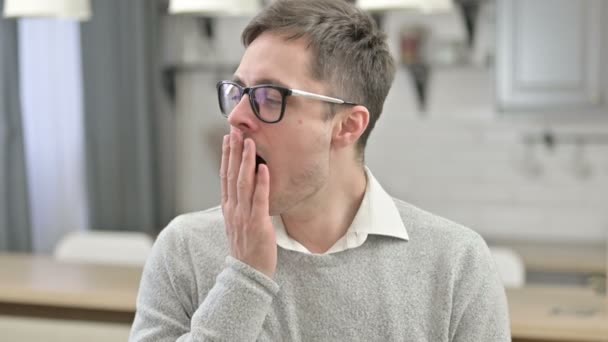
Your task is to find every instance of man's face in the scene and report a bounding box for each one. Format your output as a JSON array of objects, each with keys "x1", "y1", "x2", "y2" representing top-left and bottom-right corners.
[{"x1": 229, "y1": 32, "x2": 335, "y2": 215}]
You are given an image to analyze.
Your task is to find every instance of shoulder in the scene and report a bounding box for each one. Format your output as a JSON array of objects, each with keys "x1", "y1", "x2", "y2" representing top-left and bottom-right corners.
[
  {"x1": 391, "y1": 198, "x2": 492, "y2": 268},
  {"x1": 392, "y1": 198, "x2": 485, "y2": 243},
  {"x1": 158, "y1": 206, "x2": 225, "y2": 241},
  {"x1": 152, "y1": 206, "x2": 229, "y2": 261},
  {"x1": 166, "y1": 206, "x2": 225, "y2": 231},
  {"x1": 390, "y1": 198, "x2": 505, "y2": 307}
]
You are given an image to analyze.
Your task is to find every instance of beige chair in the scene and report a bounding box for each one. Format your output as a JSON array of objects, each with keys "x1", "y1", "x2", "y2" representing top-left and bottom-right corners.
[
  {"x1": 489, "y1": 246, "x2": 526, "y2": 288},
  {"x1": 54, "y1": 230, "x2": 154, "y2": 266}
]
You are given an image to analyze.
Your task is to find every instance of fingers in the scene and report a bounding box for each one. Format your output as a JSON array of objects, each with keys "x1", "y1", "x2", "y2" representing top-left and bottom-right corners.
[
  {"x1": 227, "y1": 130, "x2": 243, "y2": 204},
  {"x1": 251, "y1": 164, "x2": 270, "y2": 217},
  {"x1": 237, "y1": 138, "x2": 256, "y2": 214},
  {"x1": 223, "y1": 129, "x2": 268, "y2": 221},
  {"x1": 220, "y1": 135, "x2": 229, "y2": 205}
]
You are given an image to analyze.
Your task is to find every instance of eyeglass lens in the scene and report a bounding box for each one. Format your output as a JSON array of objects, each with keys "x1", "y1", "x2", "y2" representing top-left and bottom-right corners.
[{"x1": 219, "y1": 83, "x2": 283, "y2": 122}]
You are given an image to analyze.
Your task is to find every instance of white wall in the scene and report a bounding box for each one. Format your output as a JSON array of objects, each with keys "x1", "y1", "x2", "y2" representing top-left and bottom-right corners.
[
  {"x1": 369, "y1": 67, "x2": 608, "y2": 243},
  {"x1": 174, "y1": 71, "x2": 229, "y2": 213},
  {"x1": 365, "y1": 10, "x2": 608, "y2": 244},
  {"x1": 164, "y1": 16, "x2": 247, "y2": 213}
]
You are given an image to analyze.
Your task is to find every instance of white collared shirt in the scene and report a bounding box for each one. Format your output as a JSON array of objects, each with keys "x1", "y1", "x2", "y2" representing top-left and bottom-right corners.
[{"x1": 272, "y1": 167, "x2": 409, "y2": 254}]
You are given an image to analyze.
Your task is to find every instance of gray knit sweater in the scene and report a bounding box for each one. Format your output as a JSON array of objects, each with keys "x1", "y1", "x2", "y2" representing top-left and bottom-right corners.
[{"x1": 130, "y1": 200, "x2": 510, "y2": 341}]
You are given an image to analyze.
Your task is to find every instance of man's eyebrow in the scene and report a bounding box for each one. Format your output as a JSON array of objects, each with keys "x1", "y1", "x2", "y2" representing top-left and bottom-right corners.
[
  {"x1": 256, "y1": 78, "x2": 290, "y2": 88},
  {"x1": 230, "y1": 76, "x2": 291, "y2": 89},
  {"x1": 231, "y1": 76, "x2": 245, "y2": 86}
]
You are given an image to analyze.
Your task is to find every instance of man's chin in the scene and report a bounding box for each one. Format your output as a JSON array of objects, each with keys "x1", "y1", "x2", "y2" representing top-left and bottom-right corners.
[
  {"x1": 268, "y1": 198, "x2": 285, "y2": 217},
  {"x1": 268, "y1": 190, "x2": 297, "y2": 216},
  {"x1": 268, "y1": 203, "x2": 281, "y2": 217}
]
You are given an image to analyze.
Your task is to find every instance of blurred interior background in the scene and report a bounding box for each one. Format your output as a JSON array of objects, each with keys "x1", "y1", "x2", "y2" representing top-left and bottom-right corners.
[{"x1": 0, "y1": 0, "x2": 607, "y2": 341}]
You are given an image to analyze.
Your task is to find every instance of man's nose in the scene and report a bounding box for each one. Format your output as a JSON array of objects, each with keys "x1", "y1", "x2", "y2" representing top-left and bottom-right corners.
[{"x1": 228, "y1": 95, "x2": 258, "y2": 132}]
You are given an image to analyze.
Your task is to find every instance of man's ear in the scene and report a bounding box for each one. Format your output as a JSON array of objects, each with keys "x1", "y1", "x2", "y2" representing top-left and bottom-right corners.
[{"x1": 331, "y1": 105, "x2": 369, "y2": 149}]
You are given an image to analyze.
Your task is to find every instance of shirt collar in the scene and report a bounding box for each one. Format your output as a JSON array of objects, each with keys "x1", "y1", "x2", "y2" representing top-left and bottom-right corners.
[
  {"x1": 272, "y1": 167, "x2": 409, "y2": 247},
  {"x1": 349, "y1": 166, "x2": 409, "y2": 240}
]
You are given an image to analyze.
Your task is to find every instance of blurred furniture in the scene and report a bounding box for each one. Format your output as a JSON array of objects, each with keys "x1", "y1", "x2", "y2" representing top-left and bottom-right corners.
[
  {"x1": 0, "y1": 253, "x2": 141, "y2": 323},
  {"x1": 508, "y1": 285, "x2": 608, "y2": 342},
  {"x1": 54, "y1": 230, "x2": 154, "y2": 266},
  {"x1": 497, "y1": 0, "x2": 607, "y2": 117},
  {"x1": 0, "y1": 315, "x2": 131, "y2": 342},
  {"x1": 506, "y1": 241, "x2": 606, "y2": 275},
  {"x1": 490, "y1": 246, "x2": 526, "y2": 288}
]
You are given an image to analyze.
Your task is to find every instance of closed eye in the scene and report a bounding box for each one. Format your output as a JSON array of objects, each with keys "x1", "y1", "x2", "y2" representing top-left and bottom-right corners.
[{"x1": 261, "y1": 97, "x2": 282, "y2": 106}]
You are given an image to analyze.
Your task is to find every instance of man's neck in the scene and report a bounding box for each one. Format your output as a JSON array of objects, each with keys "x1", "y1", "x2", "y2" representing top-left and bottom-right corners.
[{"x1": 280, "y1": 164, "x2": 367, "y2": 254}]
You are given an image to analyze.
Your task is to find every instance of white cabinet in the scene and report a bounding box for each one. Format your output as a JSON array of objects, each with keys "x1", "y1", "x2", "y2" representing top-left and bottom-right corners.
[{"x1": 497, "y1": 0, "x2": 607, "y2": 113}]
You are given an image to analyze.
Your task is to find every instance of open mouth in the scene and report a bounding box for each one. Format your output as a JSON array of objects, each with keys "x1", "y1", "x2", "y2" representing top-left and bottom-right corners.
[{"x1": 255, "y1": 154, "x2": 267, "y2": 172}]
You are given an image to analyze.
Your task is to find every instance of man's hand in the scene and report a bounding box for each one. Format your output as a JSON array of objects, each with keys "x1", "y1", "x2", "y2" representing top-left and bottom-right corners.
[{"x1": 220, "y1": 130, "x2": 277, "y2": 278}]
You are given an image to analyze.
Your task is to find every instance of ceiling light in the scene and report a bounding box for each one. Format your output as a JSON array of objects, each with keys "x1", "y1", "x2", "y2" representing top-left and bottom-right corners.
[
  {"x1": 169, "y1": 0, "x2": 261, "y2": 16},
  {"x1": 357, "y1": 0, "x2": 453, "y2": 13},
  {"x1": 3, "y1": 0, "x2": 91, "y2": 20}
]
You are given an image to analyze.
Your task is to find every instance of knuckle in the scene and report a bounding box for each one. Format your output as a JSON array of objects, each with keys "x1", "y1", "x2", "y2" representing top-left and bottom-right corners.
[
  {"x1": 237, "y1": 178, "x2": 249, "y2": 190},
  {"x1": 223, "y1": 199, "x2": 236, "y2": 211},
  {"x1": 221, "y1": 204, "x2": 231, "y2": 214},
  {"x1": 242, "y1": 146, "x2": 251, "y2": 159}
]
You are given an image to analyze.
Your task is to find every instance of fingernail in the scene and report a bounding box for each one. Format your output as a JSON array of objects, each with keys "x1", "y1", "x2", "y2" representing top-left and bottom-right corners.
[
  {"x1": 243, "y1": 139, "x2": 249, "y2": 151},
  {"x1": 223, "y1": 135, "x2": 229, "y2": 145}
]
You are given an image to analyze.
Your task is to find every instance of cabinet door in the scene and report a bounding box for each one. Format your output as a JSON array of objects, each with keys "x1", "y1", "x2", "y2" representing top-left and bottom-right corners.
[{"x1": 497, "y1": 0, "x2": 604, "y2": 112}]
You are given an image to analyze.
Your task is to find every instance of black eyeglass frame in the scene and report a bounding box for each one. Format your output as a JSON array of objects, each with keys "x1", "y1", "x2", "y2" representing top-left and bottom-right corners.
[{"x1": 216, "y1": 80, "x2": 358, "y2": 124}]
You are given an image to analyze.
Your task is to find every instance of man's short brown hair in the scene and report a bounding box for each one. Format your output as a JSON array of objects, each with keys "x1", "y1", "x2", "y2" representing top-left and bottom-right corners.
[{"x1": 242, "y1": 0, "x2": 395, "y2": 157}]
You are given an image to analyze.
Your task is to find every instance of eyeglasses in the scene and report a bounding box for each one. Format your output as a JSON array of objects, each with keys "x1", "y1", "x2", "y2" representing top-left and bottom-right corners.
[{"x1": 216, "y1": 81, "x2": 357, "y2": 123}]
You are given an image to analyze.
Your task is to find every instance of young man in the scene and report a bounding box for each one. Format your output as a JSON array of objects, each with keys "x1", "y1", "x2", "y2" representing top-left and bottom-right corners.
[{"x1": 130, "y1": 0, "x2": 510, "y2": 341}]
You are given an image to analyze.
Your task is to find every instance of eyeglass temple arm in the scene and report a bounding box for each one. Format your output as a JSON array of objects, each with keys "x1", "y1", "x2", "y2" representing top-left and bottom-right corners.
[{"x1": 290, "y1": 89, "x2": 351, "y2": 105}]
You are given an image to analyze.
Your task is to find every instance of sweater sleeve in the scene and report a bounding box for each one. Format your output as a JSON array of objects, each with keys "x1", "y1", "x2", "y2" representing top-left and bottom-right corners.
[
  {"x1": 449, "y1": 234, "x2": 511, "y2": 342},
  {"x1": 129, "y1": 222, "x2": 280, "y2": 342}
]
